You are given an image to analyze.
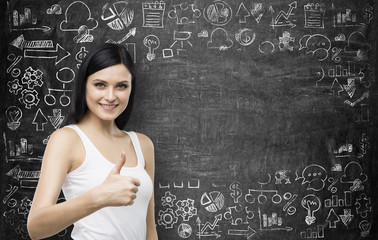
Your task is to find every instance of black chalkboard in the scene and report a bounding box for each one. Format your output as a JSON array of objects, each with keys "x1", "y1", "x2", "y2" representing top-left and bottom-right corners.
[{"x1": 1, "y1": 0, "x2": 378, "y2": 239}]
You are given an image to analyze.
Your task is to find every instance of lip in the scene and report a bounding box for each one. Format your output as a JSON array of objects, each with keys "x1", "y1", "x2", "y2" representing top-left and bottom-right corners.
[{"x1": 99, "y1": 103, "x2": 118, "y2": 111}]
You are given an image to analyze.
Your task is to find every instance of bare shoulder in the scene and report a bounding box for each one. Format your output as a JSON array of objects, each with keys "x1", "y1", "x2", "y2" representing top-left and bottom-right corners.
[
  {"x1": 135, "y1": 132, "x2": 154, "y2": 151},
  {"x1": 45, "y1": 126, "x2": 83, "y2": 162},
  {"x1": 48, "y1": 126, "x2": 81, "y2": 147},
  {"x1": 135, "y1": 132, "x2": 154, "y2": 169}
]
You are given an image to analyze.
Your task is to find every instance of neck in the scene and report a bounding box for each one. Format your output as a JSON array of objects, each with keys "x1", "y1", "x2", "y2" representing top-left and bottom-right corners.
[{"x1": 78, "y1": 113, "x2": 120, "y2": 136}]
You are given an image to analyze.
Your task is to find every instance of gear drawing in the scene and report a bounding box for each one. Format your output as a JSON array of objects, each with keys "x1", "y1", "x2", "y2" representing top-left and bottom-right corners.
[
  {"x1": 175, "y1": 198, "x2": 197, "y2": 221},
  {"x1": 19, "y1": 89, "x2": 40, "y2": 109},
  {"x1": 7, "y1": 79, "x2": 23, "y2": 95},
  {"x1": 22, "y1": 66, "x2": 43, "y2": 89},
  {"x1": 161, "y1": 191, "x2": 176, "y2": 207},
  {"x1": 158, "y1": 208, "x2": 178, "y2": 229}
]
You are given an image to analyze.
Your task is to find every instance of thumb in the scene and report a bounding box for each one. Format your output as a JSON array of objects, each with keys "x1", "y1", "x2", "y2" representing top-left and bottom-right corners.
[{"x1": 111, "y1": 151, "x2": 126, "y2": 175}]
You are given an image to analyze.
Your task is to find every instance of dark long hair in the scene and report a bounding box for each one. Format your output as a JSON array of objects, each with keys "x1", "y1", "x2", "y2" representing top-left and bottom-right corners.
[{"x1": 66, "y1": 43, "x2": 136, "y2": 129}]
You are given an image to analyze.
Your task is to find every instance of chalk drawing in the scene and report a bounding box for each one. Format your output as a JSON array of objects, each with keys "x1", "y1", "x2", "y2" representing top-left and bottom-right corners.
[{"x1": 5, "y1": 106, "x2": 23, "y2": 131}]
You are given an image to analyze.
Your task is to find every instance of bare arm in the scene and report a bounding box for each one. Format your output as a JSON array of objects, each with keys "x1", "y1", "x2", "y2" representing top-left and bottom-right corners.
[
  {"x1": 138, "y1": 133, "x2": 159, "y2": 240},
  {"x1": 28, "y1": 128, "x2": 139, "y2": 239}
]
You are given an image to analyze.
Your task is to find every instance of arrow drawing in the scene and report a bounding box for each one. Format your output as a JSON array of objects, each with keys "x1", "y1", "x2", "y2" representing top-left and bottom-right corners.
[
  {"x1": 10, "y1": 25, "x2": 51, "y2": 32},
  {"x1": 271, "y1": 1, "x2": 297, "y2": 28},
  {"x1": 33, "y1": 108, "x2": 48, "y2": 131},
  {"x1": 228, "y1": 226, "x2": 256, "y2": 239},
  {"x1": 344, "y1": 92, "x2": 369, "y2": 107},
  {"x1": 6, "y1": 165, "x2": 41, "y2": 180},
  {"x1": 10, "y1": 34, "x2": 53, "y2": 50},
  {"x1": 196, "y1": 216, "x2": 222, "y2": 239},
  {"x1": 24, "y1": 43, "x2": 71, "y2": 65}
]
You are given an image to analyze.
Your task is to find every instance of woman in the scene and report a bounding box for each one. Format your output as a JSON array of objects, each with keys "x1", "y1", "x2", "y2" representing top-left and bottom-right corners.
[{"x1": 27, "y1": 43, "x2": 158, "y2": 240}]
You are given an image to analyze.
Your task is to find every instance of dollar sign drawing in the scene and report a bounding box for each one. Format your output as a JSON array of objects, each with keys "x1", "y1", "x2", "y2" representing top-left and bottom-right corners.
[
  {"x1": 360, "y1": 133, "x2": 369, "y2": 154},
  {"x1": 363, "y1": 4, "x2": 373, "y2": 24},
  {"x1": 75, "y1": 46, "x2": 88, "y2": 68},
  {"x1": 229, "y1": 181, "x2": 242, "y2": 203}
]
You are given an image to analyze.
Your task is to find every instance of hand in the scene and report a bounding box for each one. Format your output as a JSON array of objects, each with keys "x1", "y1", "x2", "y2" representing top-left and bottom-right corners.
[{"x1": 96, "y1": 152, "x2": 140, "y2": 207}]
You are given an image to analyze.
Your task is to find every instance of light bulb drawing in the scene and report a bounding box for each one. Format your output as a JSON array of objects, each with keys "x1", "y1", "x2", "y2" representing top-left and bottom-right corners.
[
  {"x1": 143, "y1": 35, "x2": 160, "y2": 61},
  {"x1": 5, "y1": 106, "x2": 23, "y2": 130},
  {"x1": 301, "y1": 194, "x2": 321, "y2": 225}
]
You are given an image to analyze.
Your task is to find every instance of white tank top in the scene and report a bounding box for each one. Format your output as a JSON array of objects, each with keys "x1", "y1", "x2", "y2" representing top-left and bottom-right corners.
[{"x1": 61, "y1": 124, "x2": 153, "y2": 240}]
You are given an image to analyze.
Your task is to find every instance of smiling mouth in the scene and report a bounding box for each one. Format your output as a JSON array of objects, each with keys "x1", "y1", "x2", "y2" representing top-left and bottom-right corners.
[{"x1": 99, "y1": 104, "x2": 118, "y2": 110}]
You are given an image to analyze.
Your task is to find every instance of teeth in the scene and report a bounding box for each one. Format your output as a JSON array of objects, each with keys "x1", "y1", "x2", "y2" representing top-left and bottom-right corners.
[{"x1": 101, "y1": 104, "x2": 117, "y2": 109}]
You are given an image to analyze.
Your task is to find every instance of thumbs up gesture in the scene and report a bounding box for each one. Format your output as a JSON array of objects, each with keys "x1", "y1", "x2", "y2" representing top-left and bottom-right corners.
[{"x1": 96, "y1": 152, "x2": 140, "y2": 207}]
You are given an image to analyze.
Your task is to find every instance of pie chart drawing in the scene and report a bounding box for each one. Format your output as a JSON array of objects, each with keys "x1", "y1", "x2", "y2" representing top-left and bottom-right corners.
[
  {"x1": 203, "y1": 1, "x2": 232, "y2": 26},
  {"x1": 201, "y1": 191, "x2": 225, "y2": 212},
  {"x1": 178, "y1": 223, "x2": 192, "y2": 238}
]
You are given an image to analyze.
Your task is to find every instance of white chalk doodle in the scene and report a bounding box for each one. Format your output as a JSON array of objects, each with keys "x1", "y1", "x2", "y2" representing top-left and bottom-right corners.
[
  {"x1": 101, "y1": 2, "x2": 134, "y2": 30},
  {"x1": 178, "y1": 223, "x2": 192, "y2": 238},
  {"x1": 363, "y1": 3, "x2": 374, "y2": 24},
  {"x1": 196, "y1": 215, "x2": 222, "y2": 238},
  {"x1": 332, "y1": 5, "x2": 363, "y2": 27},
  {"x1": 327, "y1": 177, "x2": 338, "y2": 193},
  {"x1": 48, "y1": 109, "x2": 65, "y2": 129},
  {"x1": 235, "y1": 28, "x2": 256, "y2": 46},
  {"x1": 257, "y1": 173, "x2": 272, "y2": 185},
  {"x1": 331, "y1": 164, "x2": 342, "y2": 172},
  {"x1": 5, "y1": 106, "x2": 23, "y2": 131},
  {"x1": 142, "y1": 1, "x2": 165, "y2": 28},
  {"x1": 259, "y1": 41, "x2": 275, "y2": 54},
  {"x1": 32, "y1": 108, "x2": 48, "y2": 131},
  {"x1": 331, "y1": 47, "x2": 342, "y2": 63},
  {"x1": 326, "y1": 208, "x2": 340, "y2": 228},
  {"x1": 107, "y1": 27, "x2": 136, "y2": 45},
  {"x1": 304, "y1": 3, "x2": 325, "y2": 28},
  {"x1": 228, "y1": 226, "x2": 256, "y2": 239},
  {"x1": 200, "y1": 191, "x2": 224, "y2": 212},
  {"x1": 9, "y1": 7, "x2": 50, "y2": 32},
  {"x1": 3, "y1": 133, "x2": 42, "y2": 162},
  {"x1": 344, "y1": 31, "x2": 371, "y2": 61},
  {"x1": 158, "y1": 208, "x2": 178, "y2": 229},
  {"x1": 3, "y1": 185, "x2": 19, "y2": 204},
  {"x1": 245, "y1": 189, "x2": 282, "y2": 204},
  {"x1": 279, "y1": 31, "x2": 295, "y2": 51},
  {"x1": 22, "y1": 66, "x2": 43, "y2": 89},
  {"x1": 60, "y1": 1, "x2": 98, "y2": 42},
  {"x1": 19, "y1": 89, "x2": 40, "y2": 109},
  {"x1": 314, "y1": 66, "x2": 325, "y2": 86},
  {"x1": 143, "y1": 35, "x2": 160, "y2": 61},
  {"x1": 340, "y1": 161, "x2": 367, "y2": 191},
  {"x1": 235, "y1": 3, "x2": 250, "y2": 23},
  {"x1": 203, "y1": 1, "x2": 232, "y2": 26},
  {"x1": 24, "y1": 43, "x2": 71, "y2": 65},
  {"x1": 275, "y1": 170, "x2": 291, "y2": 184},
  {"x1": 176, "y1": 199, "x2": 197, "y2": 221},
  {"x1": 300, "y1": 225, "x2": 325, "y2": 239},
  {"x1": 161, "y1": 191, "x2": 176, "y2": 207},
  {"x1": 359, "y1": 220, "x2": 371, "y2": 237},
  {"x1": 298, "y1": 164, "x2": 327, "y2": 191},
  {"x1": 329, "y1": 78, "x2": 343, "y2": 95},
  {"x1": 360, "y1": 133, "x2": 369, "y2": 155},
  {"x1": 301, "y1": 194, "x2": 321, "y2": 225},
  {"x1": 270, "y1": 1, "x2": 297, "y2": 28},
  {"x1": 44, "y1": 68, "x2": 74, "y2": 107},
  {"x1": 355, "y1": 193, "x2": 371, "y2": 218},
  {"x1": 163, "y1": 31, "x2": 193, "y2": 58},
  {"x1": 6, "y1": 165, "x2": 40, "y2": 188},
  {"x1": 10, "y1": 34, "x2": 53, "y2": 50},
  {"x1": 224, "y1": 205, "x2": 254, "y2": 225},
  {"x1": 343, "y1": 78, "x2": 356, "y2": 98},
  {"x1": 207, "y1": 28, "x2": 233, "y2": 50},
  {"x1": 299, "y1": 34, "x2": 331, "y2": 61},
  {"x1": 198, "y1": 30, "x2": 208, "y2": 38},
  {"x1": 344, "y1": 91, "x2": 369, "y2": 107},
  {"x1": 251, "y1": 3, "x2": 266, "y2": 23},
  {"x1": 258, "y1": 208, "x2": 293, "y2": 231},
  {"x1": 339, "y1": 209, "x2": 354, "y2": 227},
  {"x1": 324, "y1": 191, "x2": 352, "y2": 208},
  {"x1": 229, "y1": 181, "x2": 242, "y2": 203},
  {"x1": 46, "y1": 4, "x2": 62, "y2": 15},
  {"x1": 6, "y1": 53, "x2": 22, "y2": 76},
  {"x1": 168, "y1": 3, "x2": 201, "y2": 24},
  {"x1": 283, "y1": 192, "x2": 297, "y2": 215},
  {"x1": 75, "y1": 46, "x2": 88, "y2": 69}
]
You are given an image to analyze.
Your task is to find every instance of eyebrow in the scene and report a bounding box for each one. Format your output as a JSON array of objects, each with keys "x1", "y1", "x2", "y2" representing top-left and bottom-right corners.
[{"x1": 92, "y1": 79, "x2": 131, "y2": 83}]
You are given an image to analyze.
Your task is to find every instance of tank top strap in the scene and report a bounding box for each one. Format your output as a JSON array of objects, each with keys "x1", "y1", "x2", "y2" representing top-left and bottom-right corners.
[
  {"x1": 125, "y1": 131, "x2": 145, "y2": 168},
  {"x1": 64, "y1": 125, "x2": 92, "y2": 152}
]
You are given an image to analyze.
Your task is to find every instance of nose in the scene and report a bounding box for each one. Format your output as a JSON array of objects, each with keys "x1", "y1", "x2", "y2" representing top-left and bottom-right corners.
[{"x1": 104, "y1": 89, "x2": 116, "y2": 102}]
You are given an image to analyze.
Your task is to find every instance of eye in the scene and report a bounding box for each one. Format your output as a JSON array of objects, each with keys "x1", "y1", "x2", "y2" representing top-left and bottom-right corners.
[
  {"x1": 94, "y1": 82, "x2": 105, "y2": 88},
  {"x1": 117, "y1": 84, "x2": 129, "y2": 89}
]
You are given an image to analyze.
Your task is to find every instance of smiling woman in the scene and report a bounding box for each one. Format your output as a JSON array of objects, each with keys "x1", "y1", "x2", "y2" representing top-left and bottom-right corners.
[{"x1": 27, "y1": 43, "x2": 158, "y2": 240}]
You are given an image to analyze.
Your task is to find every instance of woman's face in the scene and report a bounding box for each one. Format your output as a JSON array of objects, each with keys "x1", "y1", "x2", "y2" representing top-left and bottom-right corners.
[{"x1": 85, "y1": 63, "x2": 132, "y2": 123}]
